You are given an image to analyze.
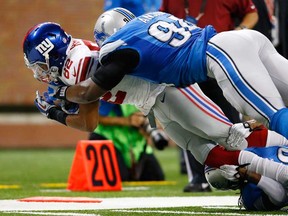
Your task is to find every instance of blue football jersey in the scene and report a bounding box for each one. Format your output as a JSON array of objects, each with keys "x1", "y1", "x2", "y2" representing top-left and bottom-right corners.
[
  {"x1": 100, "y1": 12, "x2": 217, "y2": 87},
  {"x1": 241, "y1": 146, "x2": 288, "y2": 210}
]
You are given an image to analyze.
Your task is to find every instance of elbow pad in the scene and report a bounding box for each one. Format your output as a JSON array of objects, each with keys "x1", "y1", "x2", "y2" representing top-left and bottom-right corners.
[
  {"x1": 91, "y1": 64, "x2": 126, "y2": 90},
  {"x1": 92, "y1": 48, "x2": 139, "y2": 90}
]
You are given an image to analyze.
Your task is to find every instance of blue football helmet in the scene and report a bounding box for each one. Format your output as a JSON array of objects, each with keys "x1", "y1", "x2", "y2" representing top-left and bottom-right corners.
[
  {"x1": 94, "y1": 7, "x2": 136, "y2": 47},
  {"x1": 23, "y1": 22, "x2": 71, "y2": 83}
]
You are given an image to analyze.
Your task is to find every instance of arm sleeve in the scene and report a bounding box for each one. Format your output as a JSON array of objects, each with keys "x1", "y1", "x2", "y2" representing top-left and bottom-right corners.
[
  {"x1": 257, "y1": 176, "x2": 287, "y2": 206},
  {"x1": 91, "y1": 48, "x2": 139, "y2": 90}
]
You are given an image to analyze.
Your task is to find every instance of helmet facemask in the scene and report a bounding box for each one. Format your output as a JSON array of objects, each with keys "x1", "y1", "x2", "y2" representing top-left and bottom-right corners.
[{"x1": 24, "y1": 53, "x2": 59, "y2": 83}]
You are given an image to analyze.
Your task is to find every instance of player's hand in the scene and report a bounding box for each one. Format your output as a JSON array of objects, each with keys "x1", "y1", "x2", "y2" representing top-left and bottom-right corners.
[
  {"x1": 47, "y1": 84, "x2": 58, "y2": 101},
  {"x1": 34, "y1": 91, "x2": 56, "y2": 117},
  {"x1": 226, "y1": 122, "x2": 252, "y2": 150},
  {"x1": 220, "y1": 164, "x2": 250, "y2": 182},
  {"x1": 46, "y1": 85, "x2": 78, "y2": 114},
  {"x1": 219, "y1": 165, "x2": 240, "y2": 182},
  {"x1": 61, "y1": 101, "x2": 79, "y2": 114},
  {"x1": 129, "y1": 113, "x2": 146, "y2": 128}
]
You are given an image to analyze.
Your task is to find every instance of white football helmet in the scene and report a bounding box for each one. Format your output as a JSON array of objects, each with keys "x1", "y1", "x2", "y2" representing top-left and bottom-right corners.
[
  {"x1": 93, "y1": 7, "x2": 136, "y2": 47},
  {"x1": 204, "y1": 166, "x2": 240, "y2": 190}
]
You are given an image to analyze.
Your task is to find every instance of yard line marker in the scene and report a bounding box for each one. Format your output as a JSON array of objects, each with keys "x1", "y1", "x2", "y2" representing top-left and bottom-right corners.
[
  {"x1": 122, "y1": 181, "x2": 176, "y2": 186},
  {"x1": 4, "y1": 211, "x2": 100, "y2": 216},
  {"x1": 0, "y1": 196, "x2": 239, "y2": 211},
  {"x1": 40, "y1": 183, "x2": 67, "y2": 188},
  {"x1": 0, "y1": 185, "x2": 20, "y2": 189},
  {"x1": 40, "y1": 189, "x2": 69, "y2": 193},
  {"x1": 112, "y1": 209, "x2": 286, "y2": 216},
  {"x1": 122, "y1": 186, "x2": 150, "y2": 191},
  {"x1": 18, "y1": 196, "x2": 102, "y2": 203},
  {"x1": 204, "y1": 206, "x2": 240, "y2": 210},
  {"x1": 67, "y1": 140, "x2": 122, "y2": 192}
]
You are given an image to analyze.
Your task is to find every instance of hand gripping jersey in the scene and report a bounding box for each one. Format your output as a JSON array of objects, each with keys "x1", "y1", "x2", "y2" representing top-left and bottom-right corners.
[
  {"x1": 58, "y1": 39, "x2": 99, "y2": 86},
  {"x1": 99, "y1": 12, "x2": 217, "y2": 87}
]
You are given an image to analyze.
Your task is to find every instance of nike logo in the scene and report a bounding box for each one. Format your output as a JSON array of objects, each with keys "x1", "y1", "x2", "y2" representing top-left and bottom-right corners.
[
  {"x1": 160, "y1": 93, "x2": 166, "y2": 103},
  {"x1": 38, "y1": 102, "x2": 47, "y2": 110},
  {"x1": 72, "y1": 68, "x2": 77, "y2": 77}
]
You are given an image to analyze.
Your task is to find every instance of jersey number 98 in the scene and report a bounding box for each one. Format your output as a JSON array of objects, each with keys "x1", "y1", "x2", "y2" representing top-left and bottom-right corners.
[{"x1": 148, "y1": 16, "x2": 196, "y2": 47}]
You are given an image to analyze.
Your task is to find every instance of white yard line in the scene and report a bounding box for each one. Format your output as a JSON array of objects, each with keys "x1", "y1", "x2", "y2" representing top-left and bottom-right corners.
[
  {"x1": 113, "y1": 209, "x2": 285, "y2": 216},
  {"x1": 0, "y1": 196, "x2": 238, "y2": 211},
  {"x1": 4, "y1": 212, "x2": 99, "y2": 216}
]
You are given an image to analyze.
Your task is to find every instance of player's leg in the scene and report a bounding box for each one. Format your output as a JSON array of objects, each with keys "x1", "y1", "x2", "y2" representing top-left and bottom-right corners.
[
  {"x1": 154, "y1": 85, "x2": 277, "y2": 150},
  {"x1": 163, "y1": 122, "x2": 282, "y2": 179},
  {"x1": 154, "y1": 85, "x2": 233, "y2": 145},
  {"x1": 207, "y1": 30, "x2": 288, "y2": 138},
  {"x1": 153, "y1": 115, "x2": 215, "y2": 164},
  {"x1": 206, "y1": 145, "x2": 288, "y2": 187},
  {"x1": 156, "y1": 108, "x2": 288, "y2": 186},
  {"x1": 257, "y1": 30, "x2": 288, "y2": 105},
  {"x1": 197, "y1": 78, "x2": 241, "y2": 124}
]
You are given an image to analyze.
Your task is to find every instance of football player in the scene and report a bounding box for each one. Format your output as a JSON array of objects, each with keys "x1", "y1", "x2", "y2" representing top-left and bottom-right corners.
[
  {"x1": 23, "y1": 22, "x2": 288, "y2": 187},
  {"x1": 205, "y1": 146, "x2": 288, "y2": 210},
  {"x1": 53, "y1": 7, "x2": 288, "y2": 141}
]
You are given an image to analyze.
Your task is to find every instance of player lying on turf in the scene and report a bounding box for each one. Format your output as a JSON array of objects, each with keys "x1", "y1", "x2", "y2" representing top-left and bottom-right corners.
[
  {"x1": 205, "y1": 145, "x2": 288, "y2": 211},
  {"x1": 23, "y1": 22, "x2": 288, "y2": 188}
]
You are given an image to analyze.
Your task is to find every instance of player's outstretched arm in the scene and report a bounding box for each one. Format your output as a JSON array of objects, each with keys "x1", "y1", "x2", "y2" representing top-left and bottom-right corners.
[
  {"x1": 35, "y1": 90, "x2": 100, "y2": 132},
  {"x1": 54, "y1": 49, "x2": 137, "y2": 104},
  {"x1": 65, "y1": 101, "x2": 100, "y2": 132},
  {"x1": 55, "y1": 78, "x2": 107, "y2": 104}
]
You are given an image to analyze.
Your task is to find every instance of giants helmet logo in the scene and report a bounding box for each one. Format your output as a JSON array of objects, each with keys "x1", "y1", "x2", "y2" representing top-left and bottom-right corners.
[{"x1": 35, "y1": 38, "x2": 54, "y2": 57}]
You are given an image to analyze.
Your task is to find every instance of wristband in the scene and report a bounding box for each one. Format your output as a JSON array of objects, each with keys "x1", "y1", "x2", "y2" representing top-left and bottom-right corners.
[
  {"x1": 54, "y1": 86, "x2": 69, "y2": 100},
  {"x1": 48, "y1": 107, "x2": 68, "y2": 125}
]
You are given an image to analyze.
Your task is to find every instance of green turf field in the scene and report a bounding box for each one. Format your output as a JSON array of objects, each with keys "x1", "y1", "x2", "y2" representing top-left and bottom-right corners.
[{"x1": 0, "y1": 147, "x2": 287, "y2": 215}]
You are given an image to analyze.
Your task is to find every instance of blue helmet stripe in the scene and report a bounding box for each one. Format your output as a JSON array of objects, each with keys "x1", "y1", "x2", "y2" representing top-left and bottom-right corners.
[{"x1": 114, "y1": 8, "x2": 135, "y2": 21}]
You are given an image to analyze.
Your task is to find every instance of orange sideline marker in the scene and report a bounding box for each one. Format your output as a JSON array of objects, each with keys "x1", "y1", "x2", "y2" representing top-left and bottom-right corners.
[{"x1": 67, "y1": 140, "x2": 122, "y2": 191}]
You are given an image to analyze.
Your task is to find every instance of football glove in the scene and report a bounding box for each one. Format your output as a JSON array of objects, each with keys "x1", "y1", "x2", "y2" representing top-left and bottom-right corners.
[
  {"x1": 34, "y1": 91, "x2": 56, "y2": 117},
  {"x1": 61, "y1": 101, "x2": 79, "y2": 114},
  {"x1": 226, "y1": 122, "x2": 251, "y2": 150},
  {"x1": 48, "y1": 85, "x2": 79, "y2": 114},
  {"x1": 219, "y1": 165, "x2": 240, "y2": 182},
  {"x1": 220, "y1": 163, "x2": 250, "y2": 182},
  {"x1": 46, "y1": 84, "x2": 58, "y2": 102}
]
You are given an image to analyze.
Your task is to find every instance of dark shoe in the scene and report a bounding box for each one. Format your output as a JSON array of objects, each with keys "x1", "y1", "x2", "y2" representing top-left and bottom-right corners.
[{"x1": 183, "y1": 183, "x2": 212, "y2": 192}]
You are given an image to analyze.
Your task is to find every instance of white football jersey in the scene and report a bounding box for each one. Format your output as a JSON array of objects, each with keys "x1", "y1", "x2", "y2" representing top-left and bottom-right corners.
[
  {"x1": 61, "y1": 38, "x2": 166, "y2": 115},
  {"x1": 101, "y1": 75, "x2": 166, "y2": 115},
  {"x1": 58, "y1": 38, "x2": 99, "y2": 86}
]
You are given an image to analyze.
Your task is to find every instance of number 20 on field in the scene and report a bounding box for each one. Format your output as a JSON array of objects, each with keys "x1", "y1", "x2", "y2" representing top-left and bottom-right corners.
[{"x1": 67, "y1": 140, "x2": 122, "y2": 191}]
